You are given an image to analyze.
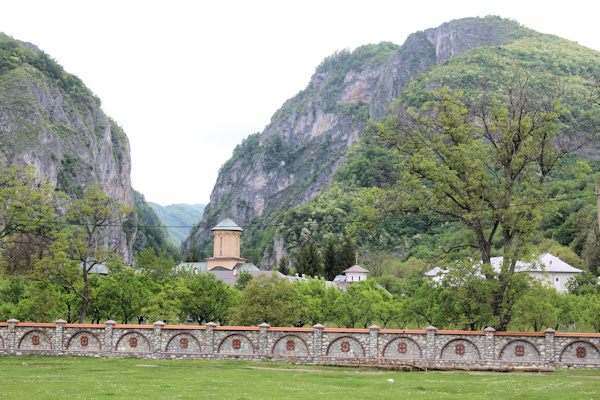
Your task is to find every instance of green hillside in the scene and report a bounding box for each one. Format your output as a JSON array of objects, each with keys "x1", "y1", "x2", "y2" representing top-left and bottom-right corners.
[{"x1": 149, "y1": 202, "x2": 205, "y2": 245}]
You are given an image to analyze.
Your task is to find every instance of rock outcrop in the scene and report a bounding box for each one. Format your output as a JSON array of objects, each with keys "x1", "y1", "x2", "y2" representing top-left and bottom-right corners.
[
  {"x1": 181, "y1": 17, "x2": 532, "y2": 264},
  {"x1": 0, "y1": 35, "x2": 137, "y2": 264}
]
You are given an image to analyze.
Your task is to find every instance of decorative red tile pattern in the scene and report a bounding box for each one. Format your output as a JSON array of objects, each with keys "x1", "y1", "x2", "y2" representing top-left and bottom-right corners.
[
  {"x1": 232, "y1": 339, "x2": 241, "y2": 350},
  {"x1": 576, "y1": 346, "x2": 587, "y2": 358},
  {"x1": 129, "y1": 337, "x2": 138, "y2": 348},
  {"x1": 32, "y1": 335, "x2": 40, "y2": 346},
  {"x1": 515, "y1": 345, "x2": 525, "y2": 357},
  {"x1": 180, "y1": 338, "x2": 188, "y2": 349},
  {"x1": 286, "y1": 340, "x2": 295, "y2": 351},
  {"x1": 80, "y1": 336, "x2": 89, "y2": 347},
  {"x1": 455, "y1": 343, "x2": 465, "y2": 355},
  {"x1": 341, "y1": 341, "x2": 351, "y2": 352},
  {"x1": 398, "y1": 342, "x2": 407, "y2": 354}
]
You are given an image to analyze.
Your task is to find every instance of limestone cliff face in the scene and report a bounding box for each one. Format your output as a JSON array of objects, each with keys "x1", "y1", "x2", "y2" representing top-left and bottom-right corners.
[
  {"x1": 181, "y1": 16, "x2": 530, "y2": 262},
  {"x1": 0, "y1": 37, "x2": 136, "y2": 264}
]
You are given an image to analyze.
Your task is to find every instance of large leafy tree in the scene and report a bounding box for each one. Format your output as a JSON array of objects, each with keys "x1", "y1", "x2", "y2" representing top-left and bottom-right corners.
[
  {"x1": 95, "y1": 269, "x2": 153, "y2": 324},
  {"x1": 364, "y1": 73, "x2": 595, "y2": 330},
  {"x1": 34, "y1": 184, "x2": 132, "y2": 323},
  {"x1": 294, "y1": 278, "x2": 341, "y2": 326},
  {"x1": 179, "y1": 273, "x2": 237, "y2": 325},
  {"x1": 232, "y1": 274, "x2": 307, "y2": 327}
]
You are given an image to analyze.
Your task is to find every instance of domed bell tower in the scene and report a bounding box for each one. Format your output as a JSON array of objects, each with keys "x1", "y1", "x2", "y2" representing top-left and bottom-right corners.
[{"x1": 206, "y1": 217, "x2": 246, "y2": 271}]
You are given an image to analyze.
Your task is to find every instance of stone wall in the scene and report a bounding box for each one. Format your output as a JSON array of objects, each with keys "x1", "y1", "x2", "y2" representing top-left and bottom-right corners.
[{"x1": 1, "y1": 319, "x2": 599, "y2": 369}]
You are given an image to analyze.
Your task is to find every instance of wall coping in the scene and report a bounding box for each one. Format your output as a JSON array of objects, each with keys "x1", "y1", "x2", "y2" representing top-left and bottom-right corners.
[
  {"x1": 556, "y1": 332, "x2": 600, "y2": 338},
  {"x1": 64, "y1": 324, "x2": 106, "y2": 328},
  {"x1": 214, "y1": 326, "x2": 259, "y2": 331},
  {"x1": 162, "y1": 325, "x2": 206, "y2": 330},
  {"x1": 323, "y1": 328, "x2": 369, "y2": 333},
  {"x1": 114, "y1": 324, "x2": 154, "y2": 329},
  {"x1": 268, "y1": 327, "x2": 314, "y2": 332},
  {"x1": 15, "y1": 323, "x2": 56, "y2": 327},
  {"x1": 379, "y1": 329, "x2": 426, "y2": 334},
  {"x1": 436, "y1": 330, "x2": 485, "y2": 335},
  {"x1": 494, "y1": 331, "x2": 545, "y2": 337}
]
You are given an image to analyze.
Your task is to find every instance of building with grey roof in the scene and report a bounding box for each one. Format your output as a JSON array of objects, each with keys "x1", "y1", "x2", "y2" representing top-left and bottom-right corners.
[{"x1": 425, "y1": 253, "x2": 583, "y2": 293}]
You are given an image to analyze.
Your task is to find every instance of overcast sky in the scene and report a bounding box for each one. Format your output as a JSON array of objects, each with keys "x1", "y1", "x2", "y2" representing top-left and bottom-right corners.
[{"x1": 1, "y1": 1, "x2": 600, "y2": 205}]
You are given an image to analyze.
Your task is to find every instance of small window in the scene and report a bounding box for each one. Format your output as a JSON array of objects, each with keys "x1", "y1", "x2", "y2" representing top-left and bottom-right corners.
[{"x1": 556, "y1": 277, "x2": 559, "y2": 282}]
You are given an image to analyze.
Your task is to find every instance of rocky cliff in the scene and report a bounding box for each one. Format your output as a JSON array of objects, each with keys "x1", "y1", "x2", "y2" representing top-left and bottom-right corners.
[
  {"x1": 181, "y1": 17, "x2": 532, "y2": 261},
  {"x1": 0, "y1": 34, "x2": 137, "y2": 264}
]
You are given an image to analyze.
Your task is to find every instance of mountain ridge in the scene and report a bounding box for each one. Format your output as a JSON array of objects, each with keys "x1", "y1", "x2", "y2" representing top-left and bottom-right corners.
[{"x1": 180, "y1": 16, "x2": 540, "y2": 263}]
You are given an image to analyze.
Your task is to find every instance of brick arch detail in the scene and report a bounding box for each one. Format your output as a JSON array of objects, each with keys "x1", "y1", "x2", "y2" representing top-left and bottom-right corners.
[
  {"x1": 114, "y1": 331, "x2": 152, "y2": 352},
  {"x1": 498, "y1": 339, "x2": 541, "y2": 360},
  {"x1": 325, "y1": 336, "x2": 366, "y2": 357},
  {"x1": 559, "y1": 340, "x2": 600, "y2": 362},
  {"x1": 271, "y1": 334, "x2": 310, "y2": 355},
  {"x1": 165, "y1": 332, "x2": 202, "y2": 353},
  {"x1": 217, "y1": 333, "x2": 255, "y2": 354},
  {"x1": 381, "y1": 336, "x2": 423, "y2": 358},
  {"x1": 18, "y1": 329, "x2": 52, "y2": 349},
  {"x1": 65, "y1": 330, "x2": 102, "y2": 350},
  {"x1": 439, "y1": 337, "x2": 481, "y2": 359}
]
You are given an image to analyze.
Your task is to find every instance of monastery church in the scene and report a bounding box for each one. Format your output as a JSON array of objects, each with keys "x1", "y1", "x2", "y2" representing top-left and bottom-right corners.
[{"x1": 179, "y1": 217, "x2": 369, "y2": 289}]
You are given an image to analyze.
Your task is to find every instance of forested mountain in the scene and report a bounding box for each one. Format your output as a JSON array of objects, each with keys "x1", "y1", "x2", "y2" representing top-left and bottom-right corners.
[
  {"x1": 181, "y1": 16, "x2": 600, "y2": 270},
  {"x1": 148, "y1": 202, "x2": 205, "y2": 245},
  {"x1": 0, "y1": 33, "x2": 171, "y2": 263}
]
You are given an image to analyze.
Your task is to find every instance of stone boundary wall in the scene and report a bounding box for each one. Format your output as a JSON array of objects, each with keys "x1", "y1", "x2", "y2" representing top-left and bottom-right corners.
[{"x1": 1, "y1": 319, "x2": 599, "y2": 369}]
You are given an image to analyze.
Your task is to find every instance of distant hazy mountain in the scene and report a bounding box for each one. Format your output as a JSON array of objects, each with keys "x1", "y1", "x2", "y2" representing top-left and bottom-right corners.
[{"x1": 148, "y1": 203, "x2": 205, "y2": 245}]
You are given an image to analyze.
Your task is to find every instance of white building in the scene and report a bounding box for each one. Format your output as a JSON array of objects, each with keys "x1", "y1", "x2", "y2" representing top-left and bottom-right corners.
[{"x1": 425, "y1": 253, "x2": 583, "y2": 294}]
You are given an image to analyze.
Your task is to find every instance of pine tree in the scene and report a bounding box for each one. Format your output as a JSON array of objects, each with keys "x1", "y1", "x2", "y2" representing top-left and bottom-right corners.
[
  {"x1": 277, "y1": 256, "x2": 290, "y2": 275},
  {"x1": 336, "y1": 234, "x2": 355, "y2": 276},
  {"x1": 295, "y1": 241, "x2": 322, "y2": 278},
  {"x1": 323, "y1": 238, "x2": 338, "y2": 280}
]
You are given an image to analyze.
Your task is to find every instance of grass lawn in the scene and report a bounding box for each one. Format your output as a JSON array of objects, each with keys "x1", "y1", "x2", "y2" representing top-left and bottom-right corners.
[{"x1": 0, "y1": 356, "x2": 599, "y2": 399}]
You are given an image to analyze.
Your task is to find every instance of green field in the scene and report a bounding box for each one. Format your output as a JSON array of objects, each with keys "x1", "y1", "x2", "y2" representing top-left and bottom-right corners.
[{"x1": 0, "y1": 356, "x2": 599, "y2": 399}]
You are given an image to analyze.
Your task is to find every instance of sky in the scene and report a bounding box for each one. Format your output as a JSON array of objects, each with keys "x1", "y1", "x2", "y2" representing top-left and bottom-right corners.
[{"x1": 1, "y1": 1, "x2": 600, "y2": 206}]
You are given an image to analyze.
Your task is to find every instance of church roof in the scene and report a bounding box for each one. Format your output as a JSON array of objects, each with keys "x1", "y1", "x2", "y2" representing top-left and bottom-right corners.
[
  {"x1": 211, "y1": 217, "x2": 243, "y2": 231},
  {"x1": 343, "y1": 264, "x2": 370, "y2": 274}
]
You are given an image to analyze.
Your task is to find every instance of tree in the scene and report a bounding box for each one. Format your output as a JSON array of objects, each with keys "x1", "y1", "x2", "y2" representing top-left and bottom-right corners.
[
  {"x1": 322, "y1": 238, "x2": 338, "y2": 280},
  {"x1": 95, "y1": 269, "x2": 152, "y2": 324},
  {"x1": 364, "y1": 74, "x2": 594, "y2": 330},
  {"x1": 277, "y1": 256, "x2": 290, "y2": 276},
  {"x1": 0, "y1": 233, "x2": 52, "y2": 275},
  {"x1": 567, "y1": 272, "x2": 599, "y2": 296},
  {"x1": 332, "y1": 280, "x2": 382, "y2": 328},
  {"x1": 235, "y1": 271, "x2": 253, "y2": 290},
  {"x1": 135, "y1": 247, "x2": 178, "y2": 283},
  {"x1": 337, "y1": 234, "x2": 356, "y2": 275},
  {"x1": 232, "y1": 274, "x2": 307, "y2": 327},
  {"x1": 142, "y1": 280, "x2": 189, "y2": 323},
  {"x1": 511, "y1": 282, "x2": 563, "y2": 331},
  {"x1": 295, "y1": 241, "x2": 322, "y2": 278},
  {"x1": 580, "y1": 292, "x2": 600, "y2": 332},
  {"x1": 0, "y1": 164, "x2": 57, "y2": 243},
  {"x1": 402, "y1": 272, "x2": 456, "y2": 328},
  {"x1": 295, "y1": 278, "x2": 341, "y2": 326},
  {"x1": 179, "y1": 273, "x2": 237, "y2": 324},
  {"x1": 34, "y1": 184, "x2": 132, "y2": 323}
]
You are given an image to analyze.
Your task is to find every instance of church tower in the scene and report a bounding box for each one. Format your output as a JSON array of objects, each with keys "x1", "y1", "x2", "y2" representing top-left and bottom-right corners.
[{"x1": 206, "y1": 217, "x2": 246, "y2": 271}]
